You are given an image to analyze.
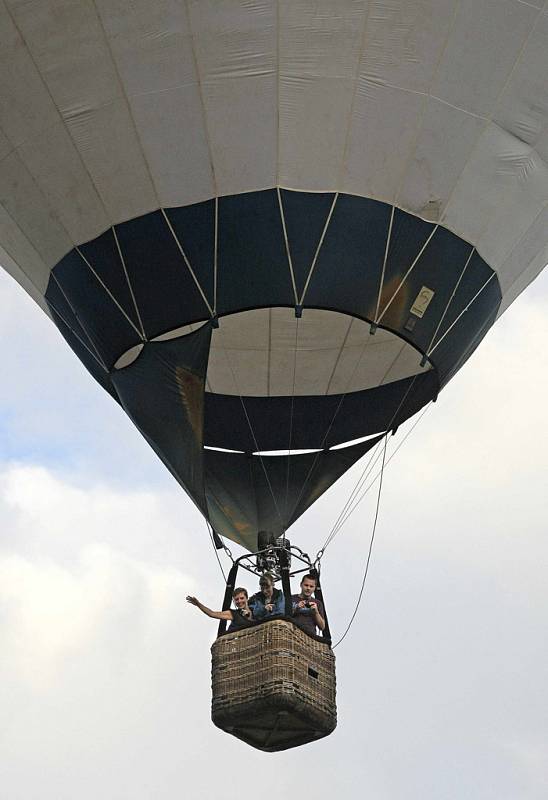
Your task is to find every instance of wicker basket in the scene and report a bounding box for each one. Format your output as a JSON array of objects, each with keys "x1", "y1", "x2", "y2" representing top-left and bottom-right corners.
[{"x1": 211, "y1": 619, "x2": 336, "y2": 752}]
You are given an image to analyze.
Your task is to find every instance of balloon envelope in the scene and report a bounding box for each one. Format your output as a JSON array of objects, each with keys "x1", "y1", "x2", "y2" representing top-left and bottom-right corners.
[{"x1": 1, "y1": 1, "x2": 547, "y2": 549}]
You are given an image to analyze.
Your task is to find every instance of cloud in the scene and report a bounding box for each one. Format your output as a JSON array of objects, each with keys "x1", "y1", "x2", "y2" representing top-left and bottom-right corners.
[
  {"x1": 0, "y1": 542, "x2": 193, "y2": 692},
  {"x1": 0, "y1": 466, "x2": 204, "y2": 714}
]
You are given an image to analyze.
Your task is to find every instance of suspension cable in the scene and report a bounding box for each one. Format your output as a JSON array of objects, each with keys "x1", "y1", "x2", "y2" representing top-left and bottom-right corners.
[
  {"x1": 334, "y1": 402, "x2": 432, "y2": 538},
  {"x1": 286, "y1": 324, "x2": 385, "y2": 524},
  {"x1": 315, "y1": 366, "x2": 431, "y2": 562},
  {"x1": 205, "y1": 519, "x2": 227, "y2": 582},
  {"x1": 318, "y1": 400, "x2": 432, "y2": 561},
  {"x1": 332, "y1": 432, "x2": 388, "y2": 649},
  {"x1": 320, "y1": 437, "x2": 386, "y2": 552}
]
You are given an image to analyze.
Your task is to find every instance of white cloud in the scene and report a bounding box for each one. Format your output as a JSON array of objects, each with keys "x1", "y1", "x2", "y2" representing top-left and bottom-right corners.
[{"x1": 0, "y1": 542, "x2": 193, "y2": 692}]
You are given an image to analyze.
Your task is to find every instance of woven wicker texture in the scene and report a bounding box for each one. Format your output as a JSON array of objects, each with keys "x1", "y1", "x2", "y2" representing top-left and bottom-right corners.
[{"x1": 211, "y1": 619, "x2": 336, "y2": 751}]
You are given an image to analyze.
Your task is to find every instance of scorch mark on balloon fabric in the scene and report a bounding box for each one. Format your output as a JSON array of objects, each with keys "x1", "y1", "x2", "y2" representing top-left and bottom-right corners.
[{"x1": 174, "y1": 368, "x2": 204, "y2": 440}]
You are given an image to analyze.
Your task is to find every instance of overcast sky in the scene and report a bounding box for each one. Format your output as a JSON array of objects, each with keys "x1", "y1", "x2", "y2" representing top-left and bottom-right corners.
[{"x1": 1, "y1": 266, "x2": 547, "y2": 800}]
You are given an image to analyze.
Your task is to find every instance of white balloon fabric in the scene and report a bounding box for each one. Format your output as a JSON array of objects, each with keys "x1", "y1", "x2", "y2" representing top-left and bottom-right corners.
[{"x1": 1, "y1": 0, "x2": 547, "y2": 548}]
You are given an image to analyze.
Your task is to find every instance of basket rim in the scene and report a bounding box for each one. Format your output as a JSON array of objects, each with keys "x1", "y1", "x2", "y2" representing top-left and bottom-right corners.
[{"x1": 215, "y1": 615, "x2": 332, "y2": 646}]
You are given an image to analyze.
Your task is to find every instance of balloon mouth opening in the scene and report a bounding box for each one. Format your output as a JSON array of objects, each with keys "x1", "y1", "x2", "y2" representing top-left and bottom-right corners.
[{"x1": 112, "y1": 306, "x2": 431, "y2": 396}]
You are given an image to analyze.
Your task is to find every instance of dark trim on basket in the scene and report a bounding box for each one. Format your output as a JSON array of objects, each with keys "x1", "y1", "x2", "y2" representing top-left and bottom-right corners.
[
  {"x1": 216, "y1": 616, "x2": 331, "y2": 647},
  {"x1": 310, "y1": 567, "x2": 331, "y2": 643},
  {"x1": 217, "y1": 562, "x2": 239, "y2": 638},
  {"x1": 280, "y1": 547, "x2": 293, "y2": 617}
]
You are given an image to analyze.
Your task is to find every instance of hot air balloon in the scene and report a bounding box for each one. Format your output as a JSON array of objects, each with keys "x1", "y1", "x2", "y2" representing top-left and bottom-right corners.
[{"x1": 1, "y1": 0, "x2": 547, "y2": 751}]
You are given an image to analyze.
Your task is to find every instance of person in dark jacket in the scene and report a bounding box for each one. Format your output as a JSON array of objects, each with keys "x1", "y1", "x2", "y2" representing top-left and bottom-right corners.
[
  {"x1": 248, "y1": 573, "x2": 285, "y2": 620},
  {"x1": 186, "y1": 587, "x2": 253, "y2": 631},
  {"x1": 291, "y1": 573, "x2": 325, "y2": 636}
]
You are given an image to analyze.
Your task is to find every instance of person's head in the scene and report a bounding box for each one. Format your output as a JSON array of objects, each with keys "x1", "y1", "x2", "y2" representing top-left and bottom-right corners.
[
  {"x1": 259, "y1": 573, "x2": 275, "y2": 596},
  {"x1": 300, "y1": 574, "x2": 317, "y2": 598},
  {"x1": 232, "y1": 587, "x2": 248, "y2": 608}
]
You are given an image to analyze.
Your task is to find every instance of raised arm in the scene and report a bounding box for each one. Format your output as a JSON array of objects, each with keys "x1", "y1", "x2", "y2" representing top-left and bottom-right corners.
[{"x1": 186, "y1": 596, "x2": 232, "y2": 621}]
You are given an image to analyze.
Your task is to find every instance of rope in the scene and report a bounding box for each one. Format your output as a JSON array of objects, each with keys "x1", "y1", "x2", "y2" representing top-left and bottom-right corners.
[
  {"x1": 319, "y1": 401, "x2": 432, "y2": 557},
  {"x1": 332, "y1": 432, "x2": 388, "y2": 649},
  {"x1": 320, "y1": 436, "x2": 386, "y2": 552},
  {"x1": 318, "y1": 372, "x2": 422, "y2": 551},
  {"x1": 206, "y1": 519, "x2": 227, "y2": 582}
]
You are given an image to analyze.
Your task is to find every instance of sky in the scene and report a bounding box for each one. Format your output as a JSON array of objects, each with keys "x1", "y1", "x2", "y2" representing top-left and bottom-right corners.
[{"x1": 1, "y1": 265, "x2": 547, "y2": 800}]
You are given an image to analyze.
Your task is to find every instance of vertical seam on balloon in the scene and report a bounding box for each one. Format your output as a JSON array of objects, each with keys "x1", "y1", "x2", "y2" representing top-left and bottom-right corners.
[
  {"x1": 374, "y1": 205, "x2": 395, "y2": 324},
  {"x1": 497, "y1": 199, "x2": 548, "y2": 307},
  {"x1": 47, "y1": 300, "x2": 110, "y2": 374},
  {"x1": 424, "y1": 245, "x2": 476, "y2": 358},
  {"x1": 276, "y1": 0, "x2": 281, "y2": 186},
  {"x1": 111, "y1": 225, "x2": 147, "y2": 340},
  {"x1": 277, "y1": 187, "x2": 299, "y2": 304},
  {"x1": 334, "y1": 319, "x2": 374, "y2": 397},
  {"x1": 298, "y1": 192, "x2": 339, "y2": 306},
  {"x1": 0, "y1": 144, "x2": 132, "y2": 344},
  {"x1": 0, "y1": 193, "x2": 51, "y2": 300},
  {"x1": 2, "y1": 4, "x2": 112, "y2": 233},
  {"x1": 287, "y1": 320, "x2": 397, "y2": 521},
  {"x1": 338, "y1": 1, "x2": 374, "y2": 190},
  {"x1": 284, "y1": 315, "x2": 300, "y2": 523},
  {"x1": 482, "y1": 108, "x2": 548, "y2": 272},
  {"x1": 216, "y1": 337, "x2": 285, "y2": 527},
  {"x1": 47, "y1": 296, "x2": 108, "y2": 373},
  {"x1": 214, "y1": 197, "x2": 219, "y2": 315},
  {"x1": 90, "y1": 0, "x2": 162, "y2": 210},
  {"x1": 267, "y1": 308, "x2": 272, "y2": 397},
  {"x1": 427, "y1": 272, "x2": 497, "y2": 357},
  {"x1": 183, "y1": 0, "x2": 219, "y2": 318},
  {"x1": 0, "y1": 149, "x2": 76, "y2": 280},
  {"x1": 392, "y1": 0, "x2": 462, "y2": 209},
  {"x1": 377, "y1": 340, "x2": 424, "y2": 390},
  {"x1": 50, "y1": 272, "x2": 109, "y2": 372},
  {"x1": 161, "y1": 208, "x2": 214, "y2": 317},
  {"x1": 183, "y1": 0, "x2": 219, "y2": 198},
  {"x1": 204, "y1": 320, "x2": 214, "y2": 394},
  {"x1": 75, "y1": 245, "x2": 145, "y2": 340},
  {"x1": 325, "y1": 317, "x2": 355, "y2": 396},
  {"x1": 379, "y1": 341, "x2": 408, "y2": 387},
  {"x1": 376, "y1": 225, "x2": 439, "y2": 324},
  {"x1": 439, "y1": 5, "x2": 546, "y2": 227}
]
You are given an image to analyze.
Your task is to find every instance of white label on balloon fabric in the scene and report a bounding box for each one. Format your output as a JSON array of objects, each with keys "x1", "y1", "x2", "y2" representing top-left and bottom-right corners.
[{"x1": 410, "y1": 287, "x2": 435, "y2": 318}]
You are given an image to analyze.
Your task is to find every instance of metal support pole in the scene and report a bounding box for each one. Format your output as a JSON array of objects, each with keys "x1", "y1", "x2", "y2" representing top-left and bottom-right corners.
[
  {"x1": 217, "y1": 561, "x2": 239, "y2": 637},
  {"x1": 279, "y1": 546, "x2": 293, "y2": 617},
  {"x1": 310, "y1": 567, "x2": 332, "y2": 644}
]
